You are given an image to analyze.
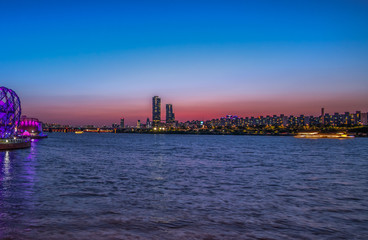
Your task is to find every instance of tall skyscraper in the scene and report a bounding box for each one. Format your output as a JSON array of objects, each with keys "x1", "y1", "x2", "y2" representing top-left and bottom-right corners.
[
  {"x1": 120, "y1": 118, "x2": 125, "y2": 128},
  {"x1": 166, "y1": 104, "x2": 175, "y2": 123},
  {"x1": 152, "y1": 96, "x2": 161, "y2": 126},
  {"x1": 321, "y1": 107, "x2": 325, "y2": 125}
]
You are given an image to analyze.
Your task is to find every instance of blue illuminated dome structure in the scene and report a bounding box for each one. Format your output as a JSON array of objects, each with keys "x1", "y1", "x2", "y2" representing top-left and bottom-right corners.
[{"x1": 0, "y1": 86, "x2": 22, "y2": 138}]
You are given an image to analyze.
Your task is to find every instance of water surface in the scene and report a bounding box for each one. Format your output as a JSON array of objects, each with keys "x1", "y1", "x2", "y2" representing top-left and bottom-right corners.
[{"x1": 1, "y1": 133, "x2": 368, "y2": 239}]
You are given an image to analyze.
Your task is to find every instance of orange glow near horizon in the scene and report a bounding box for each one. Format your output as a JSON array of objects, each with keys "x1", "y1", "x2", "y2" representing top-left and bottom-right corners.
[{"x1": 21, "y1": 93, "x2": 368, "y2": 126}]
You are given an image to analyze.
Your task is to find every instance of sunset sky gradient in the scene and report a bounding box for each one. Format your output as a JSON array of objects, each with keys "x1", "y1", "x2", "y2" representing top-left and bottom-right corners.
[{"x1": 1, "y1": 0, "x2": 368, "y2": 126}]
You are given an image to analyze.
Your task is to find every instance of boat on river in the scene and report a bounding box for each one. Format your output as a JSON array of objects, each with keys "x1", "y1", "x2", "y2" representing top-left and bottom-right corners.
[{"x1": 295, "y1": 132, "x2": 354, "y2": 139}]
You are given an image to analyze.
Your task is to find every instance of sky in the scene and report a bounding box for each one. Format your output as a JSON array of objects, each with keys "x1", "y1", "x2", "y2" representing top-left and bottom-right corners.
[{"x1": 1, "y1": 0, "x2": 368, "y2": 126}]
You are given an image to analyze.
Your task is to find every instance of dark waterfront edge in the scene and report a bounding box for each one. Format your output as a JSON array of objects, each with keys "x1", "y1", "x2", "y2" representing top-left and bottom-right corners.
[
  {"x1": 116, "y1": 130, "x2": 295, "y2": 136},
  {"x1": 45, "y1": 126, "x2": 368, "y2": 137},
  {"x1": 117, "y1": 126, "x2": 368, "y2": 137}
]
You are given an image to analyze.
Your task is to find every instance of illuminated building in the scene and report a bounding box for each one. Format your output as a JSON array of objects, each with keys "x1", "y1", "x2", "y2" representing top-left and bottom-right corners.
[
  {"x1": 166, "y1": 104, "x2": 175, "y2": 123},
  {"x1": 0, "y1": 87, "x2": 32, "y2": 150},
  {"x1": 343, "y1": 112, "x2": 350, "y2": 125},
  {"x1": 355, "y1": 111, "x2": 361, "y2": 125},
  {"x1": 18, "y1": 115, "x2": 47, "y2": 138},
  {"x1": 18, "y1": 116, "x2": 45, "y2": 137},
  {"x1": 137, "y1": 120, "x2": 141, "y2": 129},
  {"x1": 0, "y1": 86, "x2": 21, "y2": 138},
  {"x1": 152, "y1": 96, "x2": 161, "y2": 126}
]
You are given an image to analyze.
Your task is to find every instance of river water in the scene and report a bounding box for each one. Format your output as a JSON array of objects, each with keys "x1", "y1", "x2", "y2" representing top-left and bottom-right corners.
[{"x1": 0, "y1": 133, "x2": 367, "y2": 239}]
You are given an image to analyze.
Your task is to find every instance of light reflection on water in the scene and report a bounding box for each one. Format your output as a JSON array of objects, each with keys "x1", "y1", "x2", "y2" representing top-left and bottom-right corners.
[
  {"x1": 0, "y1": 133, "x2": 368, "y2": 239},
  {"x1": 3, "y1": 151, "x2": 10, "y2": 180}
]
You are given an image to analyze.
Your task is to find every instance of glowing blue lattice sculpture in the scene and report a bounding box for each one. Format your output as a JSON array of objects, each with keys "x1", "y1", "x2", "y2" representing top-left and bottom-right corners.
[{"x1": 0, "y1": 87, "x2": 21, "y2": 138}]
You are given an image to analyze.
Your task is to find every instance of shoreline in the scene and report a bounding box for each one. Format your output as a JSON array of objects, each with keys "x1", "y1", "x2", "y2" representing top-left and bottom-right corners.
[
  {"x1": 44, "y1": 126, "x2": 368, "y2": 137},
  {"x1": 46, "y1": 131, "x2": 368, "y2": 137}
]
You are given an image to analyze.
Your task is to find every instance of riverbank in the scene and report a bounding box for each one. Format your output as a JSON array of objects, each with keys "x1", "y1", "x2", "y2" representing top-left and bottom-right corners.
[
  {"x1": 115, "y1": 126, "x2": 368, "y2": 137},
  {"x1": 0, "y1": 138, "x2": 31, "y2": 150},
  {"x1": 44, "y1": 126, "x2": 368, "y2": 137}
]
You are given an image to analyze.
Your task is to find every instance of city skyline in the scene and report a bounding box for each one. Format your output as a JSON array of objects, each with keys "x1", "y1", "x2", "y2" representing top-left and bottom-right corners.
[
  {"x1": 12, "y1": 92, "x2": 368, "y2": 127},
  {"x1": 1, "y1": 1, "x2": 368, "y2": 125},
  {"x1": 44, "y1": 94, "x2": 367, "y2": 128}
]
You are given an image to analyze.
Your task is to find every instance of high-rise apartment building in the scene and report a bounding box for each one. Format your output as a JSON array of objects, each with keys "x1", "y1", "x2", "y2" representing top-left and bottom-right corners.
[
  {"x1": 361, "y1": 112, "x2": 368, "y2": 125},
  {"x1": 166, "y1": 104, "x2": 175, "y2": 123},
  {"x1": 355, "y1": 111, "x2": 361, "y2": 125},
  {"x1": 152, "y1": 96, "x2": 161, "y2": 126}
]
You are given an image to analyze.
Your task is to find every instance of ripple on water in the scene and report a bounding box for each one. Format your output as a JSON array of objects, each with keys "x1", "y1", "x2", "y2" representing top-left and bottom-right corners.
[{"x1": 0, "y1": 134, "x2": 367, "y2": 239}]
